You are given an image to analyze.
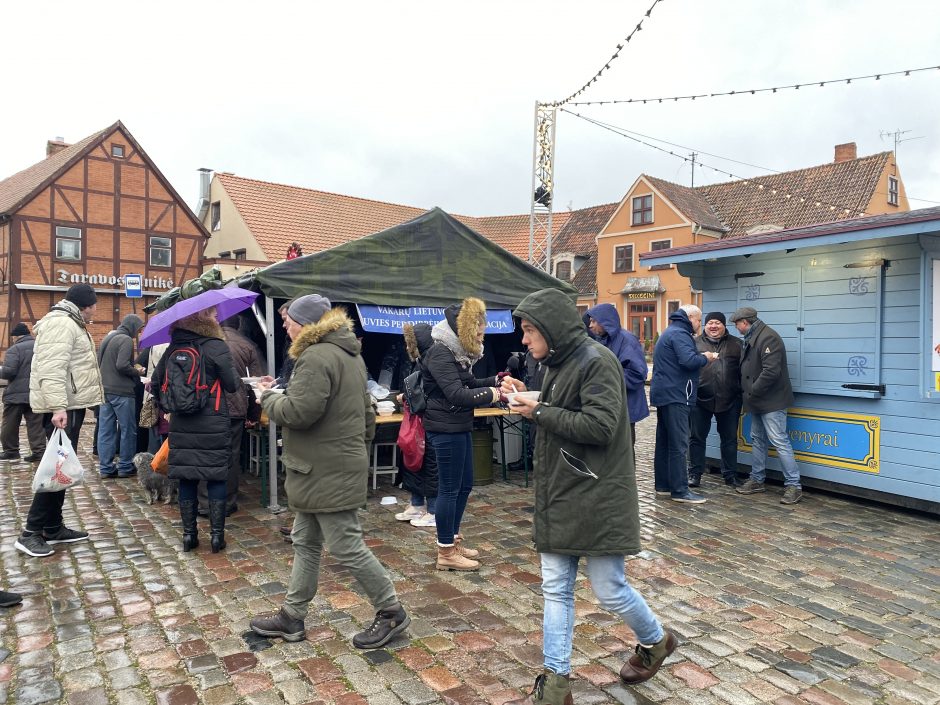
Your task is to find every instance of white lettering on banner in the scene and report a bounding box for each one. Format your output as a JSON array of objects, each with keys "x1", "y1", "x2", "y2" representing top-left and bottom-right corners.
[{"x1": 56, "y1": 269, "x2": 174, "y2": 290}]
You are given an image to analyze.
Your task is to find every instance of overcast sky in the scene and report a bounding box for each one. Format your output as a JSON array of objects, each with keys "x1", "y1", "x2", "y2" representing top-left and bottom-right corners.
[{"x1": 3, "y1": 1, "x2": 939, "y2": 218}]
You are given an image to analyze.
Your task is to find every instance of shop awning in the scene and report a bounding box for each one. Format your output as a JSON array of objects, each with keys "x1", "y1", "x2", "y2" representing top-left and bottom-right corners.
[{"x1": 356, "y1": 304, "x2": 514, "y2": 334}]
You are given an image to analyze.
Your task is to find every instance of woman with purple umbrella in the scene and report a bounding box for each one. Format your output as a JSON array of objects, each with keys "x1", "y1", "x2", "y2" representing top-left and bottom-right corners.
[{"x1": 153, "y1": 305, "x2": 239, "y2": 553}]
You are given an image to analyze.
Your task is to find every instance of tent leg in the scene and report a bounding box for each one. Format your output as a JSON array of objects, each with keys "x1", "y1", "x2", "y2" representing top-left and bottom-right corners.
[{"x1": 264, "y1": 295, "x2": 281, "y2": 513}]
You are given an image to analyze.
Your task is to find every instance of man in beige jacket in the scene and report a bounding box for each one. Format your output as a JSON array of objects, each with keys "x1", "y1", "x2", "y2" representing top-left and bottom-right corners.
[{"x1": 15, "y1": 283, "x2": 104, "y2": 558}]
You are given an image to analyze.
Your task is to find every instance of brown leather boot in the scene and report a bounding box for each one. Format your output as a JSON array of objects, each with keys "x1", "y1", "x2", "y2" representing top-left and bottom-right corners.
[
  {"x1": 620, "y1": 629, "x2": 678, "y2": 684},
  {"x1": 436, "y1": 544, "x2": 479, "y2": 571},
  {"x1": 508, "y1": 671, "x2": 573, "y2": 705},
  {"x1": 454, "y1": 533, "x2": 479, "y2": 558}
]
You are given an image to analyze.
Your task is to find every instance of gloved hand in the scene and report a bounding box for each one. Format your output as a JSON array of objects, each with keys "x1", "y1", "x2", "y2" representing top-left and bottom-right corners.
[{"x1": 496, "y1": 371, "x2": 511, "y2": 382}]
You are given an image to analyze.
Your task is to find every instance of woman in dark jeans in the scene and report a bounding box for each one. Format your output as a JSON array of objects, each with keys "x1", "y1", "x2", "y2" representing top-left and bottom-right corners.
[{"x1": 422, "y1": 297, "x2": 500, "y2": 571}]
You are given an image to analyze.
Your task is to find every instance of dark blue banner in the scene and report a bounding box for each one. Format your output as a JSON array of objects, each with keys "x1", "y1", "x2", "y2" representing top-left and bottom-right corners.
[{"x1": 355, "y1": 305, "x2": 514, "y2": 334}]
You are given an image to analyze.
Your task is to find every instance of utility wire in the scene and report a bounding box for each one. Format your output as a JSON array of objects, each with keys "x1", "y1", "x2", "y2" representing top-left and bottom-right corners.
[
  {"x1": 553, "y1": 0, "x2": 664, "y2": 107},
  {"x1": 567, "y1": 64, "x2": 940, "y2": 106}
]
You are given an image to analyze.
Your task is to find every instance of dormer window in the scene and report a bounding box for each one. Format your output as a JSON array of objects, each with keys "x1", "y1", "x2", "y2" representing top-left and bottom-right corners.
[
  {"x1": 632, "y1": 195, "x2": 653, "y2": 226},
  {"x1": 555, "y1": 260, "x2": 572, "y2": 280}
]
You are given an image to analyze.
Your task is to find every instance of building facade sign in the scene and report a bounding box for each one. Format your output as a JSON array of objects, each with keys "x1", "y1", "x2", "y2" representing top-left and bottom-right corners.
[
  {"x1": 737, "y1": 407, "x2": 881, "y2": 474},
  {"x1": 626, "y1": 292, "x2": 657, "y2": 300},
  {"x1": 56, "y1": 269, "x2": 175, "y2": 290}
]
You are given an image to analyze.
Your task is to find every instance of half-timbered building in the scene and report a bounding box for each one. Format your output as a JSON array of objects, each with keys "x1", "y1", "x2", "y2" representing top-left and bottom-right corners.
[{"x1": 0, "y1": 121, "x2": 207, "y2": 352}]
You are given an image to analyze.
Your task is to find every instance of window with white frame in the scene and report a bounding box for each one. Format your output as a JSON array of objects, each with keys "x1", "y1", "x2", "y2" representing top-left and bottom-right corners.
[
  {"x1": 149, "y1": 236, "x2": 172, "y2": 267},
  {"x1": 667, "y1": 300, "x2": 680, "y2": 315},
  {"x1": 648, "y1": 239, "x2": 672, "y2": 270},
  {"x1": 55, "y1": 226, "x2": 82, "y2": 261},
  {"x1": 632, "y1": 195, "x2": 653, "y2": 226},
  {"x1": 888, "y1": 176, "x2": 899, "y2": 206},
  {"x1": 614, "y1": 244, "x2": 634, "y2": 273}
]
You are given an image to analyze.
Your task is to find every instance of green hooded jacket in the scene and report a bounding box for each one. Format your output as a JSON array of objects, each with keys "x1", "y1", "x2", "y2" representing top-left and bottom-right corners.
[
  {"x1": 261, "y1": 308, "x2": 376, "y2": 514},
  {"x1": 514, "y1": 288, "x2": 641, "y2": 556}
]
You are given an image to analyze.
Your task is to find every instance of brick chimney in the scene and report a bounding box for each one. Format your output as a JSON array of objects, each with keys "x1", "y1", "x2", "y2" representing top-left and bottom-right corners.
[
  {"x1": 46, "y1": 137, "x2": 70, "y2": 158},
  {"x1": 834, "y1": 142, "x2": 857, "y2": 163}
]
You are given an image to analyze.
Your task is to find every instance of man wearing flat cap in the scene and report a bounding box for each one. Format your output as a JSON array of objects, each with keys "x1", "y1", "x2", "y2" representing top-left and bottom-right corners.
[
  {"x1": 730, "y1": 306, "x2": 801, "y2": 504},
  {"x1": 688, "y1": 312, "x2": 743, "y2": 489}
]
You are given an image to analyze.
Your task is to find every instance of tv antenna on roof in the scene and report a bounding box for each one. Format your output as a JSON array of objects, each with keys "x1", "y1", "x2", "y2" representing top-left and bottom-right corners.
[{"x1": 879, "y1": 128, "x2": 924, "y2": 159}]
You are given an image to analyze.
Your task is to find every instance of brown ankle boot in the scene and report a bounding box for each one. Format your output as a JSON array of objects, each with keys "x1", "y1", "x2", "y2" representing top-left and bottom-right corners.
[
  {"x1": 454, "y1": 533, "x2": 479, "y2": 558},
  {"x1": 436, "y1": 544, "x2": 479, "y2": 571}
]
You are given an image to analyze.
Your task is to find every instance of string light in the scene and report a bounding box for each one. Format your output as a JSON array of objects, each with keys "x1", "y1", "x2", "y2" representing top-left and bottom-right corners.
[
  {"x1": 561, "y1": 109, "x2": 870, "y2": 218},
  {"x1": 553, "y1": 0, "x2": 664, "y2": 107},
  {"x1": 567, "y1": 64, "x2": 940, "y2": 107}
]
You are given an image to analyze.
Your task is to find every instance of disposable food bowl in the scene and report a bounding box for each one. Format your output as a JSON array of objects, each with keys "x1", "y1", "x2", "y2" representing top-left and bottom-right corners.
[
  {"x1": 241, "y1": 376, "x2": 262, "y2": 386},
  {"x1": 377, "y1": 408, "x2": 394, "y2": 416},
  {"x1": 507, "y1": 390, "x2": 541, "y2": 406}
]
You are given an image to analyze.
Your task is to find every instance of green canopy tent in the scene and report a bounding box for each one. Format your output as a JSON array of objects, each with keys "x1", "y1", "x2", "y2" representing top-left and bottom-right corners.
[{"x1": 244, "y1": 207, "x2": 577, "y2": 306}]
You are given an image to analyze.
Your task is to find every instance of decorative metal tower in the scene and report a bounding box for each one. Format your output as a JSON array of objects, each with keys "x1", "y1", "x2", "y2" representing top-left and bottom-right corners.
[{"x1": 528, "y1": 102, "x2": 557, "y2": 273}]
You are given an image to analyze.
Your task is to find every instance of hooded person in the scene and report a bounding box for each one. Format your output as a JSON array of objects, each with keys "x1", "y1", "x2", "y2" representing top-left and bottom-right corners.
[
  {"x1": 585, "y1": 303, "x2": 650, "y2": 443},
  {"x1": 97, "y1": 314, "x2": 146, "y2": 478},
  {"x1": 249, "y1": 295, "x2": 411, "y2": 650},
  {"x1": 394, "y1": 323, "x2": 439, "y2": 527},
  {"x1": 499, "y1": 288, "x2": 677, "y2": 704},
  {"x1": 0, "y1": 323, "x2": 46, "y2": 462},
  {"x1": 422, "y1": 297, "x2": 501, "y2": 571}
]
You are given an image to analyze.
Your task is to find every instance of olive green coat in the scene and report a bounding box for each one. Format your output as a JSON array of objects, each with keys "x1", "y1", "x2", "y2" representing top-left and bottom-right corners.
[
  {"x1": 514, "y1": 288, "x2": 642, "y2": 556},
  {"x1": 261, "y1": 308, "x2": 376, "y2": 514}
]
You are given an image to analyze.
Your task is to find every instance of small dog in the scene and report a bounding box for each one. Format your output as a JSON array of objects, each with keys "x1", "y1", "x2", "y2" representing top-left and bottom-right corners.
[{"x1": 134, "y1": 452, "x2": 179, "y2": 505}]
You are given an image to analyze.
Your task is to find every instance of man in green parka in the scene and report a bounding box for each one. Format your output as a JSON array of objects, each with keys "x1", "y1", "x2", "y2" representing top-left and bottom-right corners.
[
  {"x1": 248, "y1": 294, "x2": 410, "y2": 649},
  {"x1": 501, "y1": 288, "x2": 677, "y2": 705}
]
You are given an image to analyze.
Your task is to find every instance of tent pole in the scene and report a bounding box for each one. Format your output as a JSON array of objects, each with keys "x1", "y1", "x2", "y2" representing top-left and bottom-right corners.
[{"x1": 264, "y1": 295, "x2": 280, "y2": 511}]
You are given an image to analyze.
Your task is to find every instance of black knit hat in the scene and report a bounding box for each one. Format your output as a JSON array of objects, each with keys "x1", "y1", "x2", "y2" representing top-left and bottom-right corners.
[
  {"x1": 704, "y1": 311, "x2": 726, "y2": 326},
  {"x1": 10, "y1": 322, "x2": 29, "y2": 337},
  {"x1": 65, "y1": 283, "x2": 97, "y2": 309}
]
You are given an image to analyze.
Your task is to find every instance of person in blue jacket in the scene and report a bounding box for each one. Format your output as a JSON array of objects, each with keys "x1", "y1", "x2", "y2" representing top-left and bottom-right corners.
[
  {"x1": 585, "y1": 304, "x2": 649, "y2": 444},
  {"x1": 649, "y1": 305, "x2": 717, "y2": 504}
]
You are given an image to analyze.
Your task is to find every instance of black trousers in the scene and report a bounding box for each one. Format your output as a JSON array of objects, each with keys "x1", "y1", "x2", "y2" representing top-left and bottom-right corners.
[
  {"x1": 23, "y1": 409, "x2": 87, "y2": 534},
  {"x1": 688, "y1": 402, "x2": 741, "y2": 481},
  {"x1": 1, "y1": 402, "x2": 46, "y2": 455}
]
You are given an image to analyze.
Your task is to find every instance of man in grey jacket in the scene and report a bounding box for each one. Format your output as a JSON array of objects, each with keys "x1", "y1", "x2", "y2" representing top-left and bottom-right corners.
[
  {"x1": 731, "y1": 306, "x2": 801, "y2": 504},
  {"x1": 97, "y1": 314, "x2": 145, "y2": 478},
  {"x1": 0, "y1": 323, "x2": 45, "y2": 462}
]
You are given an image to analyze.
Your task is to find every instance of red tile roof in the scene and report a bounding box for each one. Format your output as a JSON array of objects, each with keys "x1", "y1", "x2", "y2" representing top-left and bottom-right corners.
[
  {"x1": 553, "y1": 202, "x2": 618, "y2": 255},
  {"x1": 644, "y1": 176, "x2": 726, "y2": 232},
  {"x1": 0, "y1": 125, "x2": 112, "y2": 214}
]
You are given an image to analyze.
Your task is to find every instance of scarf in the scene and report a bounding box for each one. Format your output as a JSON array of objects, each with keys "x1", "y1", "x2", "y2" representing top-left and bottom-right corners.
[{"x1": 431, "y1": 318, "x2": 482, "y2": 368}]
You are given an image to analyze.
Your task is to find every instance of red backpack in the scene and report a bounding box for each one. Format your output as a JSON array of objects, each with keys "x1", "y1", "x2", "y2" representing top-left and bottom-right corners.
[{"x1": 397, "y1": 401, "x2": 425, "y2": 472}]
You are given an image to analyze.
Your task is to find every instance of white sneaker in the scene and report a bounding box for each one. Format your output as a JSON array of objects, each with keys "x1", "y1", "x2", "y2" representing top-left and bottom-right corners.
[
  {"x1": 410, "y1": 513, "x2": 436, "y2": 527},
  {"x1": 395, "y1": 505, "x2": 424, "y2": 522}
]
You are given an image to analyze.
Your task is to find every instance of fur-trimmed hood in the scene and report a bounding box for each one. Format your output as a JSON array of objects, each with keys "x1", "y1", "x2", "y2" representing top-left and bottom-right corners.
[
  {"x1": 289, "y1": 307, "x2": 360, "y2": 359},
  {"x1": 171, "y1": 316, "x2": 224, "y2": 341},
  {"x1": 403, "y1": 322, "x2": 434, "y2": 362},
  {"x1": 443, "y1": 296, "x2": 487, "y2": 358}
]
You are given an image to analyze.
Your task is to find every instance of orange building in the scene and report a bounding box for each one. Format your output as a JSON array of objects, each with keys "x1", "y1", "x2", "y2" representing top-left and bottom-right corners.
[
  {"x1": 593, "y1": 144, "x2": 909, "y2": 351},
  {"x1": 0, "y1": 121, "x2": 208, "y2": 352}
]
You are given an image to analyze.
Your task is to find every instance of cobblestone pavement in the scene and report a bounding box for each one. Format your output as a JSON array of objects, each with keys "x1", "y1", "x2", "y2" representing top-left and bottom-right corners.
[{"x1": 1, "y1": 415, "x2": 939, "y2": 705}]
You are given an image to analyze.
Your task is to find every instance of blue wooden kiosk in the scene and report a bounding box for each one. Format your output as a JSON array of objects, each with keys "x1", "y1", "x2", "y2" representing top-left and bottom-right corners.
[{"x1": 640, "y1": 207, "x2": 940, "y2": 513}]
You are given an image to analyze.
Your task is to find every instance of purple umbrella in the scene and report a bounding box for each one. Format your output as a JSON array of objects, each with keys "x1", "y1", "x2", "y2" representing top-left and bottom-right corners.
[{"x1": 139, "y1": 286, "x2": 259, "y2": 348}]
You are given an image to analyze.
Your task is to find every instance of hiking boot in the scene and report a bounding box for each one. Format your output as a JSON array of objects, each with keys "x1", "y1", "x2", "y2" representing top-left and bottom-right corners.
[
  {"x1": 508, "y1": 671, "x2": 573, "y2": 705},
  {"x1": 250, "y1": 608, "x2": 306, "y2": 642},
  {"x1": 352, "y1": 603, "x2": 410, "y2": 649},
  {"x1": 395, "y1": 505, "x2": 424, "y2": 522},
  {"x1": 14, "y1": 534, "x2": 54, "y2": 557},
  {"x1": 410, "y1": 513, "x2": 436, "y2": 527},
  {"x1": 43, "y1": 526, "x2": 89, "y2": 544},
  {"x1": 620, "y1": 629, "x2": 678, "y2": 684},
  {"x1": 780, "y1": 486, "x2": 803, "y2": 505},
  {"x1": 735, "y1": 478, "x2": 766, "y2": 495},
  {"x1": 0, "y1": 450, "x2": 20, "y2": 460},
  {"x1": 436, "y1": 544, "x2": 479, "y2": 571},
  {"x1": 671, "y1": 491, "x2": 706, "y2": 504},
  {"x1": 0, "y1": 590, "x2": 23, "y2": 608},
  {"x1": 454, "y1": 533, "x2": 479, "y2": 558},
  {"x1": 688, "y1": 473, "x2": 702, "y2": 488}
]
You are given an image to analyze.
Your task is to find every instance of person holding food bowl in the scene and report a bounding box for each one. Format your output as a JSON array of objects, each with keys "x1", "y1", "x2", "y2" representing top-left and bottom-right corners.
[{"x1": 422, "y1": 297, "x2": 502, "y2": 571}]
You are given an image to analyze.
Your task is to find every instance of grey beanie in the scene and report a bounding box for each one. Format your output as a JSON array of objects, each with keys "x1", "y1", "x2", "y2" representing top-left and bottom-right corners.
[{"x1": 287, "y1": 294, "x2": 331, "y2": 326}]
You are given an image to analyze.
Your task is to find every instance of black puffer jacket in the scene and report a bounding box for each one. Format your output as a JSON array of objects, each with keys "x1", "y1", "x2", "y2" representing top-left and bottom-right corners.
[
  {"x1": 422, "y1": 299, "x2": 497, "y2": 434},
  {"x1": 401, "y1": 323, "x2": 438, "y2": 499},
  {"x1": 695, "y1": 332, "x2": 743, "y2": 413},
  {"x1": 154, "y1": 320, "x2": 239, "y2": 482},
  {"x1": 1, "y1": 335, "x2": 35, "y2": 404}
]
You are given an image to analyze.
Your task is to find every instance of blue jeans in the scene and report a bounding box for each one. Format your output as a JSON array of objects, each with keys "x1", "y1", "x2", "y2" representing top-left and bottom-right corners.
[
  {"x1": 541, "y1": 553, "x2": 663, "y2": 675},
  {"x1": 427, "y1": 431, "x2": 473, "y2": 545},
  {"x1": 410, "y1": 491, "x2": 436, "y2": 514},
  {"x1": 653, "y1": 403, "x2": 691, "y2": 495},
  {"x1": 98, "y1": 394, "x2": 138, "y2": 476},
  {"x1": 749, "y1": 410, "x2": 801, "y2": 487}
]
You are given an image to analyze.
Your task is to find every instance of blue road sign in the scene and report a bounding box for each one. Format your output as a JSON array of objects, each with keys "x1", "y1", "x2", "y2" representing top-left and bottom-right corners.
[{"x1": 124, "y1": 274, "x2": 143, "y2": 298}]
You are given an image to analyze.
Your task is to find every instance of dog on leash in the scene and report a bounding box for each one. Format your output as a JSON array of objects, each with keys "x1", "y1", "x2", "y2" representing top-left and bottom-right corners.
[{"x1": 133, "y1": 452, "x2": 179, "y2": 505}]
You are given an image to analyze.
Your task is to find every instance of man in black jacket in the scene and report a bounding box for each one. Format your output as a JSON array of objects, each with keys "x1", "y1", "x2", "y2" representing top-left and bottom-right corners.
[
  {"x1": 731, "y1": 307, "x2": 801, "y2": 504},
  {"x1": 688, "y1": 312, "x2": 743, "y2": 488},
  {"x1": 97, "y1": 314, "x2": 145, "y2": 478},
  {"x1": 0, "y1": 323, "x2": 45, "y2": 461}
]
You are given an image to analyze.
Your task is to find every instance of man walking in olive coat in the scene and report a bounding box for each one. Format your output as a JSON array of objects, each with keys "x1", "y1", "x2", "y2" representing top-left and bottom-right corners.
[
  {"x1": 730, "y1": 306, "x2": 801, "y2": 504},
  {"x1": 501, "y1": 288, "x2": 677, "y2": 705},
  {"x1": 249, "y1": 295, "x2": 409, "y2": 649}
]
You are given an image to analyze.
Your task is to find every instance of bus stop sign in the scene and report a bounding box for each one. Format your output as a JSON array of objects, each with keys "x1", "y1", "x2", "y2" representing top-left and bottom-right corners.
[{"x1": 124, "y1": 274, "x2": 142, "y2": 298}]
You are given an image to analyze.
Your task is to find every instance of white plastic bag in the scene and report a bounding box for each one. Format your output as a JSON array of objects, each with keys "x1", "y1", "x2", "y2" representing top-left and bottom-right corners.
[{"x1": 31, "y1": 428, "x2": 85, "y2": 493}]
